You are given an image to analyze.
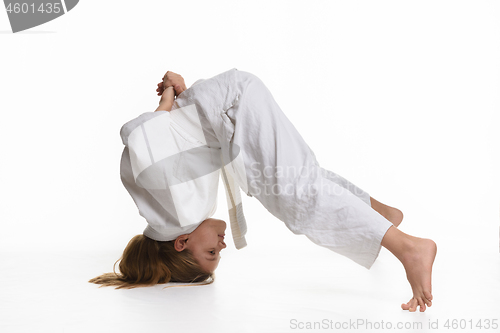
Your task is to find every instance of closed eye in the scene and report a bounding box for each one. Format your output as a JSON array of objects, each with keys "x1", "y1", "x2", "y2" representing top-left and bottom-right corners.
[{"x1": 206, "y1": 252, "x2": 217, "y2": 261}]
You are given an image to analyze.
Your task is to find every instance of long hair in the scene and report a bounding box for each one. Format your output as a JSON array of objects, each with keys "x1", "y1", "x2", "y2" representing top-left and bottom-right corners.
[{"x1": 89, "y1": 235, "x2": 214, "y2": 289}]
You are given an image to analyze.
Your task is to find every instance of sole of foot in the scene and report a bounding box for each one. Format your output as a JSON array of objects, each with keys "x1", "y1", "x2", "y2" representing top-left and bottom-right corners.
[{"x1": 401, "y1": 238, "x2": 437, "y2": 312}]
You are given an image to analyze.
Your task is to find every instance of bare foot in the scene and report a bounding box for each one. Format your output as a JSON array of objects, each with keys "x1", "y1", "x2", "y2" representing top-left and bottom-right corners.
[
  {"x1": 400, "y1": 238, "x2": 437, "y2": 312},
  {"x1": 370, "y1": 197, "x2": 404, "y2": 227},
  {"x1": 381, "y1": 227, "x2": 437, "y2": 312}
]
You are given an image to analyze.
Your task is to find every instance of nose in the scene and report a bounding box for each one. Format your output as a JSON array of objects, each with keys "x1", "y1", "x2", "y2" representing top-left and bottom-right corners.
[{"x1": 219, "y1": 239, "x2": 226, "y2": 250}]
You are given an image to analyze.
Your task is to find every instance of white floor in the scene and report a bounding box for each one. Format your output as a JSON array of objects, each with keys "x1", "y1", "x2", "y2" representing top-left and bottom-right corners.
[{"x1": 1, "y1": 202, "x2": 499, "y2": 333}]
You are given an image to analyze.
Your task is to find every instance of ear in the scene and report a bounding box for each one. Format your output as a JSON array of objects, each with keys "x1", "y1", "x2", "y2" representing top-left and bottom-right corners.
[{"x1": 174, "y1": 234, "x2": 189, "y2": 252}]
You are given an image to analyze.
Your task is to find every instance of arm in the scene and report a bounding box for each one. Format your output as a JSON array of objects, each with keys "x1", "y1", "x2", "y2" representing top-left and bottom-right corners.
[{"x1": 155, "y1": 85, "x2": 175, "y2": 112}]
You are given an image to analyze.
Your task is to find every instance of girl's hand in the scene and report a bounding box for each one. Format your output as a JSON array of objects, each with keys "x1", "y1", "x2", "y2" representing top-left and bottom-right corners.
[
  {"x1": 160, "y1": 71, "x2": 187, "y2": 97},
  {"x1": 156, "y1": 81, "x2": 165, "y2": 96},
  {"x1": 156, "y1": 81, "x2": 184, "y2": 97}
]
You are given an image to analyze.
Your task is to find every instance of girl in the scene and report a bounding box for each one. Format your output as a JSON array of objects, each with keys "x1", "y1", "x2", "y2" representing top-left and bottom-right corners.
[{"x1": 90, "y1": 69, "x2": 437, "y2": 312}]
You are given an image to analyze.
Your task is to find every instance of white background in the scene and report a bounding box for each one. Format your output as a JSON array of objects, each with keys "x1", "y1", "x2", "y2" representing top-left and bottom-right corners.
[{"x1": 1, "y1": 1, "x2": 499, "y2": 332}]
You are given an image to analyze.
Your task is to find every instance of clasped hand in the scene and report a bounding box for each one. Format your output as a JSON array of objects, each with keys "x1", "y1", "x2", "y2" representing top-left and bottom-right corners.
[
  {"x1": 156, "y1": 71, "x2": 187, "y2": 97},
  {"x1": 154, "y1": 71, "x2": 187, "y2": 111}
]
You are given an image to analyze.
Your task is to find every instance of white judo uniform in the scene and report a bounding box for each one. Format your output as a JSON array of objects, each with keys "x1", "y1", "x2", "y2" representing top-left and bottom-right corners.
[{"x1": 120, "y1": 68, "x2": 393, "y2": 269}]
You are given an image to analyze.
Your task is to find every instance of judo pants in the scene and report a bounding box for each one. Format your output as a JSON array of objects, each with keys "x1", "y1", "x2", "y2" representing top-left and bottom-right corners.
[{"x1": 225, "y1": 70, "x2": 394, "y2": 269}]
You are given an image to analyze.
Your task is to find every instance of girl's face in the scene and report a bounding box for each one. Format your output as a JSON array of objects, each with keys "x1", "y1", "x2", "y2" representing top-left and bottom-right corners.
[{"x1": 183, "y1": 218, "x2": 227, "y2": 273}]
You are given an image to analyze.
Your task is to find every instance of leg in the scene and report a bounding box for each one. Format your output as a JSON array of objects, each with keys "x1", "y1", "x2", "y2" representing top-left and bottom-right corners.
[
  {"x1": 227, "y1": 71, "x2": 435, "y2": 311},
  {"x1": 381, "y1": 226, "x2": 437, "y2": 312},
  {"x1": 370, "y1": 197, "x2": 404, "y2": 227},
  {"x1": 319, "y1": 167, "x2": 372, "y2": 204},
  {"x1": 228, "y1": 71, "x2": 394, "y2": 269},
  {"x1": 320, "y1": 167, "x2": 403, "y2": 227}
]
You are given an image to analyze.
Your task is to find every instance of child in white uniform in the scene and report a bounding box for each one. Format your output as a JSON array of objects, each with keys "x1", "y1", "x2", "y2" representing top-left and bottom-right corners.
[{"x1": 90, "y1": 69, "x2": 437, "y2": 313}]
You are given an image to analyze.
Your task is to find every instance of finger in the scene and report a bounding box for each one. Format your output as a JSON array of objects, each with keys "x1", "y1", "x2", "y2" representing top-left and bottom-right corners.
[{"x1": 175, "y1": 84, "x2": 185, "y2": 94}]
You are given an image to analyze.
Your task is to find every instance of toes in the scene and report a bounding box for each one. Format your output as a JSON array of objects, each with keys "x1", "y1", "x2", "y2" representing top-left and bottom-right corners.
[
  {"x1": 408, "y1": 299, "x2": 418, "y2": 312},
  {"x1": 416, "y1": 297, "x2": 426, "y2": 311},
  {"x1": 423, "y1": 295, "x2": 432, "y2": 307},
  {"x1": 424, "y1": 290, "x2": 433, "y2": 301},
  {"x1": 401, "y1": 300, "x2": 411, "y2": 310},
  {"x1": 403, "y1": 297, "x2": 431, "y2": 312},
  {"x1": 419, "y1": 300, "x2": 426, "y2": 312},
  {"x1": 402, "y1": 296, "x2": 432, "y2": 312}
]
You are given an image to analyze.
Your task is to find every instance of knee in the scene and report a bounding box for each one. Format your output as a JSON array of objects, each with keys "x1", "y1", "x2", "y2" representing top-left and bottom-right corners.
[
  {"x1": 237, "y1": 70, "x2": 263, "y2": 84},
  {"x1": 235, "y1": 70, "x2": 267, "y2": 93}
]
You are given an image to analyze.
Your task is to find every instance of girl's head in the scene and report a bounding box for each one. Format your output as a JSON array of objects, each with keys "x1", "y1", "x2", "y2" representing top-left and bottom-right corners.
[
  {"x1": 173, "y1": 218, "x2": 227, "y2": 273},
  {"x1": 89, "y1": 218, "x2": 227, "y2": 289}
]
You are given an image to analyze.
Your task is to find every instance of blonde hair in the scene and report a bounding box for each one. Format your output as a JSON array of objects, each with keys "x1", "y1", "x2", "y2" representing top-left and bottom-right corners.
[{"x1": 89, "y1": 234, "x2": 214, "y2": 289}]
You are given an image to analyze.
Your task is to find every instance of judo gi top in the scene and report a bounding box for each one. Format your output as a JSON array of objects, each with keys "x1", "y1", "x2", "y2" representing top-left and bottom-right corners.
[
  {"x1": 120, "y1": 68, "x2": 393, "y2": 269},
  {"x1": 120, "y1": 70, "x2": 248, "y2": 249}
]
